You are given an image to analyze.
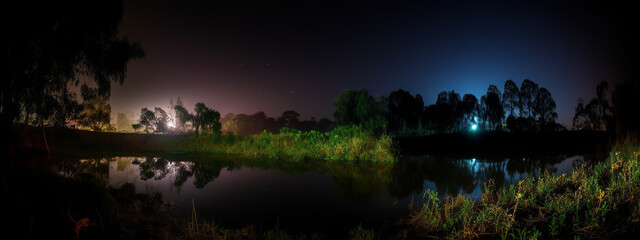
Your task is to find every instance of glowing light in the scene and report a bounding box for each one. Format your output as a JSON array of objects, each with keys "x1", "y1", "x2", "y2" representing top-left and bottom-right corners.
[
  {"x1": 471, "y1": 124, "x2": 477, "y2": 131},
  {"x1": 168, "y1": 121, "x2": 175, "y2": 128}
]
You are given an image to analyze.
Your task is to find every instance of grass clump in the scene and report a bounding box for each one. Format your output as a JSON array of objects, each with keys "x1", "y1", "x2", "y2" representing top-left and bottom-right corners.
[{"x1": 403, "y1": 144, "x2": 640, "y2": 239}]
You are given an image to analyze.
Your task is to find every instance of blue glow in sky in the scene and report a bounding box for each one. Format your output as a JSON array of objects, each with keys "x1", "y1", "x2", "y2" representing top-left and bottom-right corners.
[{"x1": 112, "y1": 0, "x2": 632, "y2": 127}]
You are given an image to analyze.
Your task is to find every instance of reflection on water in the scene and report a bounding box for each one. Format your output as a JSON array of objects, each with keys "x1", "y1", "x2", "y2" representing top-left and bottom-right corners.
[
  {"x1": 59, "y1": 153, "x2": 600, "y2": 236},
  {"x1": 393, "y1": 155, "x2": 592, "y2": 199}
]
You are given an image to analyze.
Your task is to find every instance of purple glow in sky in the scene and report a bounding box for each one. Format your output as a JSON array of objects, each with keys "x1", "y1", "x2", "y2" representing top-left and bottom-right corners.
[{"x1": 110, "y1": 0, "x2": 636, "y2": 127}]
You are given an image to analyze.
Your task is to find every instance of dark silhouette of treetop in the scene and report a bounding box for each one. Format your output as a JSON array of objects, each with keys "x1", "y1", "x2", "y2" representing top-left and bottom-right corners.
[{"x1": 2, "y1": 0, "x2": 144, "y2": 134}]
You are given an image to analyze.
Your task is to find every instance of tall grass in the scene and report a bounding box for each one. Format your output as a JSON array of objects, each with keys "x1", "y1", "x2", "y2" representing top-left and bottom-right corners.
[
  {"x1": 403, "y1": 144, "x2": 640, "y2": 239},
  {"x1": 157, "y1": 125, "x2": 395, "y2": 163}
]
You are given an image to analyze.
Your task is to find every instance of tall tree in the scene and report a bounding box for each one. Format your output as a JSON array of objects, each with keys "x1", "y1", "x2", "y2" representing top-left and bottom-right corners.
[
  {"x1": 78, "y1": 96, "x2": 112, "y2": 131},
  {"x1": 502, "y1": 80, "x2": 520, "y2": 117},
  {"x1": 154, "y1": 107, "x2": 169, "y2": 133},
  {"x1": 139, "y1": 108, "x2": 156, "y2": 133},
  {"x1": 2, "y1": 0, "x2": 144, "y2": 134},
  {"x1": 173, "y1": 97, "x2": 191, "y2": 133},
  {"x1": 461, "y1": 94, "x2": 478, "y2": 127},
  {"x1": 519, "y1": 79, "x2": 539, "y2": 118},
  {"x1": 193, "y1": 102, "x2": 221, "y2": 136},
  {"x1": 533, "y1": 87, "x2": 558, "y2": 127},
  {"x1": 483, "y1": 85, "x2": 504, "y2": 130},
  {"x1": 572, "y1": 81, "x2": 613, "y2": 131},
  {"x1": 333, "y1": 89, "x2": 386, "y2": 134},
  {"x1": 388, "y1": 89, "x2": 422, "y2": 133}
]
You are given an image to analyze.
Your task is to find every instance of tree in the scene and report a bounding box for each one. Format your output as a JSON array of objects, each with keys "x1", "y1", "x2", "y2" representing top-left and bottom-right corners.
[
  {"x1": 139, "y1": 108, "x2": 156, "y2": 133},
  {"x1": 572, "y1": 81, "x2": 613, "y2": 131},
  {"x1": 519, "y1": 79, "x2": 539, "y2": 118},
  {"x1": 461, "y1": 94, "x2": 478, "y2": 128},
  {"x1": 483, "y1": 85, "x2": 504, "y2": 130},
  {"x1": 154, "y1": 107, "x2": 169, "y2": 133},
  {"x1": 533, "y1": 87, "x2": 558, "y2": 127},
  {"x1": 78, "y1": 96, "x2": 112, "y2": 131},
  {"x1": 388, "y1": 89, "x2": 423, "y2": 133},
  {"x1": 502, "y1": 80, "x2": 520, "y2": 117},
  {"x1": 279, "y1": 110, "x2": 300, "y2": 129},
  {"x1": 173, "y1": 97, "x2": 191, "y2": 133},
  {"x1": 333, "y1": 89, "x2": 386, "y2": 134},
  {"x1": 572, "y1": 98, "x2": 590, "y2": 130},
  {"x1": 193, "y1": 102, "x2": 221, "y2": 136},
  {"x1": 2, "y1": 0, "x2": 144, "y2": 134}
]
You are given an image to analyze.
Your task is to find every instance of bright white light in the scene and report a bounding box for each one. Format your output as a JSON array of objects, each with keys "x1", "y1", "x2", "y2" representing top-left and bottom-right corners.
[
  {"x1": 168, "y1": 121, "x2": 176, "y2": 128},
  {"x1": 471, "y1": 124, "x2": 477, "y2": 131}
]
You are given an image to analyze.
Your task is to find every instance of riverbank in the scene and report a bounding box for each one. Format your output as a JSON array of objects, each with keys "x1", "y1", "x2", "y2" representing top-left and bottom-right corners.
[
  {"x1": 399, "y1": 143, "x2": 640, "y2": 239},
  {"x1": 12, "y1": 125, "x2": 394, "y2": 163}
]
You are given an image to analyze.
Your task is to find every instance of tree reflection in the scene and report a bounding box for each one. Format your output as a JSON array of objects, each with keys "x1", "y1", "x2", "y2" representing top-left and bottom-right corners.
[
  {"x1": 389, "y1": 154, "x2": 584, "y2": 197},
  {"x1": 67, "y1": 153, "x2": 594, "y2": 203}
]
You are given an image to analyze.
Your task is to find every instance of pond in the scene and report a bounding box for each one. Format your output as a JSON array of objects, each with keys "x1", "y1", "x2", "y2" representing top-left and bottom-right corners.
[{"x1": 61, "y1": 152, "x2": 603, "y2": 237}]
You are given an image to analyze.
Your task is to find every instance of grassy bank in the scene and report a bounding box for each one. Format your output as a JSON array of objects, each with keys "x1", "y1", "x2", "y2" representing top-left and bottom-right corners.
[
  {"x1": 401, "y1": 144, "x2": 640, "y2": 239},
  {"x1": 28, "y1": 125, "x2": 395, "y2": 162},
  {"x1": 148, "y1": 126, "x2": 395, "y2": 163}
]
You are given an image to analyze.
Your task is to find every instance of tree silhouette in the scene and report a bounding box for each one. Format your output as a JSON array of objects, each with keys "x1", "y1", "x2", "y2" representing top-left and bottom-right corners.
[
  {"x1": 572, "y1": 81, "x2": 612, "y2": 131},
  {"x1": 173, "y1": 97, "x2": 191, "y2": 133},
  {"x1": 502, "y1": 80, "x2": 520, "y2": 117},
  {"x1": 533, "y1": 87, "x2": 558, "y2": 128},
  {"x1": 461, "y1": 93, "x2": 478, "y2": 128},
  {"x1": 388, "y1": 89, "x2": 423, "y2": 134},
  {"x1": 2, "y1": 0, "x2": 144, "y2": 134},
  {"x1": 279, "y1": 110, "x2": 301, "y2": 129},
  {"x1": 193, "y1": 102, "x2": 221, "y2": 136},
  {"x1": 154, "y1": 107, "x2": 169, "y2": 133},
  {"x1": 483, "y1": 85, "x2": 504, "y2": 130},
  {"x1": 78, "y1": 96, "x2": 112, "y2": 131},
  {"x1": 333, "y1": 89, "x2": 386, "y2": 134},
  {"x1": 519, "y1": 79, "x2": 539, "y2": 118},
  {"x1": 138, "y1": 108, "x2": 156, "y2": 133}
]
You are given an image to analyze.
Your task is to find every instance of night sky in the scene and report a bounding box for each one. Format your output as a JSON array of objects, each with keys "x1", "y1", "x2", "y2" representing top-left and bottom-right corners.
[{"x1": 111, "y1": 0, "x2": 634, "y2": 127}]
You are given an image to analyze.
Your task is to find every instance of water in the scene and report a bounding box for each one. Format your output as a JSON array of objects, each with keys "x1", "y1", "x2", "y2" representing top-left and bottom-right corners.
[{"x1": 62, "y1": 153, "x2": 601, "y2": 237}]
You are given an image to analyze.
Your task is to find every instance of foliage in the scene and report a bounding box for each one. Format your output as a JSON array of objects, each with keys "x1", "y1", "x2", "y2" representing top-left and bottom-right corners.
[
  {"x1": 573, "y1": 81, "x2": 612, "y2": 131},
  {"x1": 333, "y1": 89, "x2": 387, "y2": 135},
  {"x1": 193, "y1": 102, "x2": 221, "y2": 136},
  {"x1": 174, "y1": 97, "x2": 191, "y2": 133},
  {"x1": 139, "y1": 108, "x2": 156, "y2": 133},
  {"x1": 1, "y1": 0, "x2": 144, "y2": 132},
  {"x1": 404, "y1": 145, "x2": 640, "y2": 239},
  {"x1": 77, "y1": 96, "x2": 112, "y2": 131},
  {"x1": 388, "y1": 89, "x2": 423, "y2": 134},
  {"x1": 520, "y1": 79, "x2": 539, "y2": 118},
  {"x1": 502, "y1": 80, "x2": 520, "y2": 117},
  {"x1": 156, "y1": 125, "x2": 395, "y2": 163},
  {"x1": 534, "y1": 87, "x2": 558, "y2": 127}
]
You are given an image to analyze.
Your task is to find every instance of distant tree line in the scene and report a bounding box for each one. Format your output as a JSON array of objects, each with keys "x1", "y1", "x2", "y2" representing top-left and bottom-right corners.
[
  {"x1": 333, "y1": 79, "x2": 563, "y2": 136},
  {"x1": 133, "y1": 98, "x2": 221, "y2": 136},
  {"x1": 220, "y1": 111, "x2": 334, "y2": 136},
  {"x1": 132, "y1": 97, "x2": 335, "y2": 136}
]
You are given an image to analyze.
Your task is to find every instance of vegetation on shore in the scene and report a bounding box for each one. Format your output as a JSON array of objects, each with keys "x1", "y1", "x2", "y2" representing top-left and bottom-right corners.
[
  {"x1": 159, "y1": 125, "x2": 395, "y2": 163},
  {"x1": 400, "y1": 144, "x2": 640, "y2": 239}
]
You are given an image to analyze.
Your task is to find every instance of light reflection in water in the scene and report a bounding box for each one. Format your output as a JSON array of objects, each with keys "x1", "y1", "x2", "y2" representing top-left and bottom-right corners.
[{"x1": 60, "y1": 153, "x2": 598, "y2": 237}]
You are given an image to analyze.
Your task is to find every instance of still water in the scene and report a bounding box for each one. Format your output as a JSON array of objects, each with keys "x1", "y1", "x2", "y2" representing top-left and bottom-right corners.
[{"x1": 64, "y1": 153, "x2": 600, "y2": 236}]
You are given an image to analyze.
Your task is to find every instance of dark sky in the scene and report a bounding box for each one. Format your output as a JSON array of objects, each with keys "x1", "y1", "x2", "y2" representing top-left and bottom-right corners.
[{"x1": 112, "y1": 0, "x2": 634, "y2": 127}]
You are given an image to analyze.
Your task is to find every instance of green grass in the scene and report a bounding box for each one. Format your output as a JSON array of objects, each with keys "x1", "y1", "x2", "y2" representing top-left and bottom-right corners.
[
  {"x1": 402, "y1": 144, "x2": 640, "y2": 239},
  {"x1": 153, "y1": 125, "x2": 395, "y2": 163}
]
